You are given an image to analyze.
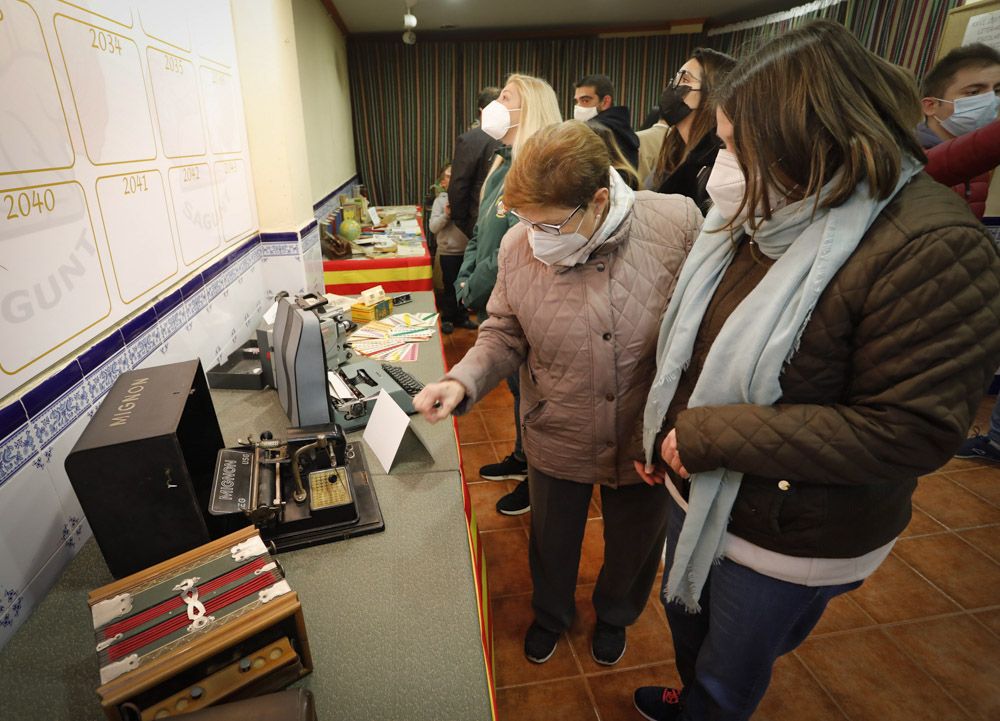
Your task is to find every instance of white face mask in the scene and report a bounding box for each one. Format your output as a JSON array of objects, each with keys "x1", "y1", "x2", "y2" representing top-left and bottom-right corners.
[
  {"x1": 481, "y1": 100, "x2": 520, "y2": 140},
  {"x1": 936, "y1": 92, "x2": 1000, "y2": 137},
  {"x1": 706, "y1": 149, "x2": 792, "y2": 227},
  {"x1": 527, "y1": 209, "x2": 595, "y2": 266},
  {"x1": 573, "y1": 104, "x2": 599, "y2": 122},
  {"x1": 705, "y1": 149, "x2": 748, "y2": 225}
]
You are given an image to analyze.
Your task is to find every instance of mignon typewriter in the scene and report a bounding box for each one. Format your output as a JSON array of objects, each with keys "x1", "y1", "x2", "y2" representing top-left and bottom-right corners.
[{"x1": 208, "y1": 423, "x2": 384, "y2": 552}]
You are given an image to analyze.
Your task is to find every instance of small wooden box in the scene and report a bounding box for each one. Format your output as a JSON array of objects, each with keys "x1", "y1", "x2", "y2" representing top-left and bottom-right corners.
[{"x1": 88, "y1": 527, "x2": 312, "y2": 721}]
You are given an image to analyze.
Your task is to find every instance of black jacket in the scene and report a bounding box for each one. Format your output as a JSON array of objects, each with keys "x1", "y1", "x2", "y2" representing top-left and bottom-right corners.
[
  {"x1": 448, "y1": 127, "x2": 500, "y2": 239},
  {"x1": 654, "y1": 133, "x2": 720, "y2": 215},
  {"x1": 593, "y1": 106, "x2": 640, "y2": 169}
]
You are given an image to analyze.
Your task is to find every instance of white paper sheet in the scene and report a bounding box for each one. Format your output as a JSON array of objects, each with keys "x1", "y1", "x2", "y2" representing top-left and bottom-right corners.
[{"x1": 362, "y1": 389, "x2": 411, "y2": 473}]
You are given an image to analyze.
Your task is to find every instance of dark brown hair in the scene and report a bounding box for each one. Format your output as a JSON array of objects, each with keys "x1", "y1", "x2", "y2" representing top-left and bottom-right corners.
[
  {"x1": 504, "y1": 120, "x2": 611, "y2": 210},
  {"x1": 653, "y1": 47, "x2": 736, "y2": 184},
  {"x1": 922, "y1": 43, "x2": 1000, "y2": 99},
  {"x1": 715, "y1": 20, "x2": 927, "y2": 229}
]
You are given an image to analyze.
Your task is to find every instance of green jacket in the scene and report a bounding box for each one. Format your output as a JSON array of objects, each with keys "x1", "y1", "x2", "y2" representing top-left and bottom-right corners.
[{"x1": 455, "y1": 146, "x2": 516, "y2": 319}]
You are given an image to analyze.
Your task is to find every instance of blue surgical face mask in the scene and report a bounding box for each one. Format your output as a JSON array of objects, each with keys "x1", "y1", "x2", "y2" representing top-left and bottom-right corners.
[{"x1": 936, "y1": 92, "x2": 1000, "y2": 136}]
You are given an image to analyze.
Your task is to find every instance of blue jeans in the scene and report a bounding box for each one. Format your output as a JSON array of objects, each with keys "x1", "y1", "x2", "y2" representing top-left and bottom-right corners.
[
  {"x1": 990, "y1": 394, "x2": 1000, "y2": 444},
  {"x1": 661, "y1": 498, "x2": 862, "y2": 721}
]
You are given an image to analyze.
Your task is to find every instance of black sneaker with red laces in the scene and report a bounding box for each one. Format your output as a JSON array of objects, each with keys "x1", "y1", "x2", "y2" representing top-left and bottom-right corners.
[{"x1": 633, "y1": 686, "x2": 683, "y2": 721}]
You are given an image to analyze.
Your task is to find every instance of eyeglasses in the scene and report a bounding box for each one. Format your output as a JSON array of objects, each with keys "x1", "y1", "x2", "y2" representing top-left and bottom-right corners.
[
  {"x1": 509, "y1": 205, "x2": 583, "y2": 234},
  {"x1": 671, "y1": 68, "x2": 703, "y2": 89}
]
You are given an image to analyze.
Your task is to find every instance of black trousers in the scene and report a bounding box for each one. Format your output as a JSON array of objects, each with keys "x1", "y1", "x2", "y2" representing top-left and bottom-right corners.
[
  {"x1": 528, "y1": 466, "x2": 670, "y2": 633},
  {"x1": 439, "y1": 254, "x2": 464, "y2": 324}
]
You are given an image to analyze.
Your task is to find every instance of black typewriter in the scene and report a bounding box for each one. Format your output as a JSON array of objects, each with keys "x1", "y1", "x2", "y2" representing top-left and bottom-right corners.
[{"x1": 208, "y1": 423, "x2": 384, "y2": 551}]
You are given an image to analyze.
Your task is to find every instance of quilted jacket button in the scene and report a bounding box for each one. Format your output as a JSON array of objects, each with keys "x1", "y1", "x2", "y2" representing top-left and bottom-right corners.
[
  {"x1": 602, "y1": 332, "x2": 612, "y2": 341},
  {"x1": 778, "y1": 480, "x2": 791, "y2": 491},
  {"x1": 605, "y1": 393, "x2": 615, "y2": 401},
  {"x1": 597, "y1": 263, "x2": 606, "y2": 272}
]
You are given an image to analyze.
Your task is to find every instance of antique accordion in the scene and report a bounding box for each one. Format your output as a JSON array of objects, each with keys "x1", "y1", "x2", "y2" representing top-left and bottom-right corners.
[{"x1": 88, "y1": 527, "x2": 312, "y2": 721}]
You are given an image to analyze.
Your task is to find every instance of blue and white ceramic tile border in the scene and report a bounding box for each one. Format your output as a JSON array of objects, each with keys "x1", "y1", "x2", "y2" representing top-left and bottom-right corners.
[
  {"x1": 0, "y1": 232, "x2": 269, "y2": 490},
  {"x1": 0, "y1": 178, "x2": 357, "y2": 644},
  {"x1": 0, "y1": 232, "x2": 267, "y2": 643},
  {"x1": 313, "y1": 175, "x2": 359, "y2": 221}
]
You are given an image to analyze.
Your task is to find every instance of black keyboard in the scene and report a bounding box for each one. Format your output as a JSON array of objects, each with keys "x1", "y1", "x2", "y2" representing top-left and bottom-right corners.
[{"x1": 381, "y1": 363, "x2": 424, "y2": 396}]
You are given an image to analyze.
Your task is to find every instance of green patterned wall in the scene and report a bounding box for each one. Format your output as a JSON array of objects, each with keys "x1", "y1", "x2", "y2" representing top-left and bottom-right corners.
[{"x1": 347, "y1": 0, "x2": 963, "y2": 207}]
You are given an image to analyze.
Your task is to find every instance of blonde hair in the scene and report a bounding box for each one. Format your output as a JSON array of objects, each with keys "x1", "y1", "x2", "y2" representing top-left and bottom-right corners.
[
  {"x1": 505, "y1": 73, "x2": 563, "y2": 157},
  {"x1": 481, "y1": 73, "x2": 564, "y2": 196},
  {"x1": 505, "y1": 120, "x2": 611, "y2": 210}
]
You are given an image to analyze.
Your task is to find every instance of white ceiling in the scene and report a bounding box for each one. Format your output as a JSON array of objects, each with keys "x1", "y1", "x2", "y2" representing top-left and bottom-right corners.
[{"x1": 332, "y1": 0, "x2": 804, "y2": 35}]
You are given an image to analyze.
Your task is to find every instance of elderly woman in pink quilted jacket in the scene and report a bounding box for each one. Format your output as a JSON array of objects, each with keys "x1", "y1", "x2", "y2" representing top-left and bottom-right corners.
[{"x1": 414, "y1": 120, "x2": 702, "y2": 668}]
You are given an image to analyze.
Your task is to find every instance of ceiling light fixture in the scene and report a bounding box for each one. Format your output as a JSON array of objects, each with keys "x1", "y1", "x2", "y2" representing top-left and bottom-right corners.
[{"x1": 402, "y1": 1, "x2": 417, "y2": 44}]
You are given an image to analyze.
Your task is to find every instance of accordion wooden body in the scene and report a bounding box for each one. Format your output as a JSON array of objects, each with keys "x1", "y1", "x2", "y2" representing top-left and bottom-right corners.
[{"x1": 88, "y1": 527, "x2": 312, "y2": 721}]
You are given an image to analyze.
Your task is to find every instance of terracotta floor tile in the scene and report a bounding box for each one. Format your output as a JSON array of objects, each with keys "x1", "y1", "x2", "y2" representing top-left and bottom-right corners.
[
  {"x1": 939, "y1": 456, "x2": 992, "y2": 475},
  {"x1": 491, "y1": 594, "x2": 582, "y2": 688},
  {"x1": 447, "y1": 331, "x2": 476, "y2": 354},
  {"x1": 479, "y1": 384, "x2": 515, "y2": 410},
  {"x1": 578, "y1": 519, "x2": 606, "y2": 586},
  {"x1": 590, "y1": 490, "x2": 603, "y2": 519},
  {"x1": 849, "y1": 553, "x2": 960, "y2": 623},
  {"x1": 481, "y1": 408, "x2": 518, "y2": 443},
  {"x1": 894, "y1": 534, "x2": 1000, "y2": 610},
  {"x1": 753, "y1": 653, "x2": 847, "y2": 721},
  {"x1": 912, "y1": 475, "x2": 1000, "y2": 529},
  {"x1": 797, "y1": 629, "x2": 969, "y2": 721},
  {"x1": 973, "y1": 609, "x2": 1000, "y2": 637},
  {"x1": 945, "y1": 467, "x2": 1000, "y2": 507},
  {"x1": 811, "y1": 591, "x2": 877, "y2": 636},
  {"x1": 469, "y1": 481, "x2": 524, "y2": 531},
  {"x1": 459, "y1": 442, "x2": 500, "y2": 481},
  {"x1": 567, "y1": 582, "x2": 673, "y2": 674},
  {"x1": 887, "y1": 615, "x2": 1000, "y2": 721},
  {"x1": 973, "y1": 394, "x2": 996, "y2": 427},
  {"x1": 898, "y1": 506, "x2": 947, "y2": 538},
  {"x1": 455, "y1": 411, "x2": 490, "y2": 444},
  {"x1": 497, "y1": 677, "x2": 597, "y2": 721},
  {"x1": 443, "y1": 347, "x2": 465, "y2": 369},
  {"x1": 959, "y1": 526, "x2": 1000, "y2": 563},
  {"x1": 587, "y1": 662, "x2": 681, "y2": 721},
  {"x1": 649, "y1": 572, "x2": 666, "y2": 614},
  {"x1": 482, "y1": 528, "x2": 533, "y2": 597}
]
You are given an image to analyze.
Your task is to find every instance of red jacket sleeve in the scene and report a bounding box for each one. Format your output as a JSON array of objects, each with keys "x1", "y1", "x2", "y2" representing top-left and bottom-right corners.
[{"x1": 923, "y1": 119, "x2": 1000, "y2": 188}]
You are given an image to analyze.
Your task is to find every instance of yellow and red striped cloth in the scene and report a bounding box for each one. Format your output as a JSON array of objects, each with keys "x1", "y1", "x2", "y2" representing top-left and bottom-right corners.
[{"x1": 323, "y1": 206, "x2": 433, "y2": 294}]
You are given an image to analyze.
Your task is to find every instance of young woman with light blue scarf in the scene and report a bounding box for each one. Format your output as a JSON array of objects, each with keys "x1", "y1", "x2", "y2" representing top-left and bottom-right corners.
[{"x1": 632, "y1": 21, "x2": 1000, "y2": 721}]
